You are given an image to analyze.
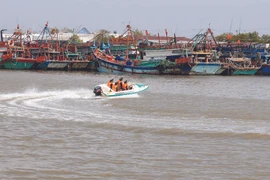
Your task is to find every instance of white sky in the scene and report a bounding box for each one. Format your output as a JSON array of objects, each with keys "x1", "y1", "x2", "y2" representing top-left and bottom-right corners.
[{"x1": 1, "y1": 0, "x2": 270, "y2": 38}]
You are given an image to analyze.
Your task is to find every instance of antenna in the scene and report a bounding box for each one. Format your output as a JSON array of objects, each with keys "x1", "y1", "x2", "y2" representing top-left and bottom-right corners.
[
  {"x1": 239, "y1": 16, "x2": 242, "y2": 34},
  {"x1": 229, "y1": 13, "x2": 234, "y2": 33}
]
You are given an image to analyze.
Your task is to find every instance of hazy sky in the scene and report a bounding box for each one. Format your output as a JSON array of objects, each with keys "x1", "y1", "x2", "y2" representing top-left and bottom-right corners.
[{"x1": 1, "y1": 0, "x2": 270, "y2": 38}]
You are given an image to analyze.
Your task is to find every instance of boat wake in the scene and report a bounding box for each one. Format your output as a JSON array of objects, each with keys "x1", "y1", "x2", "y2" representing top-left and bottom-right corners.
[
  {"x1": 0, "y1": 88, "x2": 104, "y2": 120},
  {"x1": 0, "y1": 88, "x2": 269, "y2": 138},
  {"x1": 0, "y1": 87, "x2": 140, "y2": 121}
]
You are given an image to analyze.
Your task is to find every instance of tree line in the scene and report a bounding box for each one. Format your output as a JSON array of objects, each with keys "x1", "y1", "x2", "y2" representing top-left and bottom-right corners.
[{"x1": 215, "y1": 32, "x2": 270, "y2": 43}]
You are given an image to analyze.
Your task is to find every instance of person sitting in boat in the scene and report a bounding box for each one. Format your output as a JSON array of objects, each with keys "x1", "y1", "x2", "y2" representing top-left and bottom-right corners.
[
  {"x1": 112, "y1": 82, "x2": 118, "y2": 92},
  {"x1": 122, "y1": 80, "x2": 128, "y2": 90},
  {"x1": 107, "y1": 79, "x2": 114, "y2": 89},
  {"x1": 117, "y1": 77, "x2": 123, "y2": 91}
]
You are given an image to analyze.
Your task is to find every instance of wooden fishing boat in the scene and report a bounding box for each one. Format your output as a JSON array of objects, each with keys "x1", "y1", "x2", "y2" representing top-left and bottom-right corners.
[
  {"x1": 189, "y1": 51, "x2": 227, "y2": 75},
  {"x1": 0, "y1": 57, "x2": 3, "y2": 69},
  {"x1": 1, "y1": 46, "x2": 36, "y2": 70},
  {"x1": 0, "y1": 45, "x2": 5, "y2": 69},
  {"x1": 258, "y1": 63, "x2": 270, "y2": 75},
  {"x1": 190, "y1": 62, "x2": 226, "y2": 75},
  {"x1": 64, "y1": 51, "x2": 90, "y2": 71},
  {"x1": 0, "y1": 25, "x2": 37, "y2": 70},
  {"x1": 227, "y1": 57, "x2": 261, "y2": 75},
  {"x1": 94, "y1": 48, "x2": 165, "y2": 74}
]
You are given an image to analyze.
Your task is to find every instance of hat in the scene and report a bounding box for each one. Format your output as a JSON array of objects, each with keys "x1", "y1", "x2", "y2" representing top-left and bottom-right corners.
[
  {"x1": 119, "y1": 77, "x2": 123, "y2": 80},
  {"x1": 124, "y1": 80, "x2": 127, "y2": 83},
  {"x1": 110, "y1": 79, "x2": 113, "y2": 82}
]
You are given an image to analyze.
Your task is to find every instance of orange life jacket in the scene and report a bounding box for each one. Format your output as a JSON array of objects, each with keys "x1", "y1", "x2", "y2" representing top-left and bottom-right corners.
[
  {"x1": 122, "y1": 83, "x2": 128, "y2": 90},
  {"x1": 107, "y1": 81, "x2": 113, "y2": 89},
  {"x1": 112, "y1": 84, "x2": 118, "y2": 91},
  {"x1": 118, "y1": 80, "x2": 123, "y2": 89}
]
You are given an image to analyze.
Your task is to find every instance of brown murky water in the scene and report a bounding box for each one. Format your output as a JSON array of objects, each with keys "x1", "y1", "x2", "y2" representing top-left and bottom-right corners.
[{"x1": 1, "y1": 70, "x2": 270, "y2": 179}]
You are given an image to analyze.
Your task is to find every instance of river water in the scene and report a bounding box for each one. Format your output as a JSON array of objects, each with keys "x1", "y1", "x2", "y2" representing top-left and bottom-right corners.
[{"x1": 0, "y1": 70, "x2": 270, "y2": 179}]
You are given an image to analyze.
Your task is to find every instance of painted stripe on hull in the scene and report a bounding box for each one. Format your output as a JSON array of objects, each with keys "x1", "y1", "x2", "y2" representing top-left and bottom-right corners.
[
  {"x1": 69, "y1": 62, "x2": 89, "y2": 70},
  {"x1": 37, "y1": 61, "x2": 69, "y2": 70},
  {"x1": 233, "y1": 69, "x2": 258, "y2": 75},
  {"x1": 3, "y1": 61, "x2": 35, "y2": 70}
]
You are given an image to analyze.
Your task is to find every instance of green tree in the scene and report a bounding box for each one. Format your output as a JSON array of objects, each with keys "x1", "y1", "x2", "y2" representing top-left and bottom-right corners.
[
  {"x1": 246, "y1": 31, "x2": 260, "y2": 42},
  {"x1": 133, "y1": 29, "x2": 144, "y2": 36},
  {"x1": 231, "y1": 33, "x2": 249, "y2": 42},
  {"x1": 261, "y1": 34, "x2": 270, "y2": 43},
  {"x1": 215, "y1": 33, "x2": 231, "y2": 42},
  {"x1": 50, "y1": 27, "x2": 59, "y2": 35},
  {"x1": 68, "y1": 34, "x2": 82, "y2": 43}
]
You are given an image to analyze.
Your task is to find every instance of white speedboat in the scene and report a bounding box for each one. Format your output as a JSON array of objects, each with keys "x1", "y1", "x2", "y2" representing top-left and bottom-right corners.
[{"x1": 93, "y1": 83, "x2": 149, "y2": 97}]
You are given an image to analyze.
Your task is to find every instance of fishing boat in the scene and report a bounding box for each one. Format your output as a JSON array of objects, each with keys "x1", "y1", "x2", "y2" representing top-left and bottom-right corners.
[
  {"x1": 189, "y1": 51, "x2": 227, "y2": 75},
  {"x1": 93, "y1": 83, "x2": 149, "y2": 97},
  {"x1": 227, "y1": 57, "x2": 261, "y2": 75},
  {"x1": 0, "y1": 57, "x2": 3, "y2": 69},
  {"x1": 0, "y1": 25, "x2": 37, "y2": 70},
  {"x1": 0, "y1": 45, "x2": 5, "y2": 69},
  {"x1": 256, "y1": 55, "x2": 270, "y2": 75},
  {"x1": 1, "y1": 45, "x2": 36, "y2": 70},
  {"x1": 257, "y1": 63, "x2": 270, "y2": 75},
  {"x1": 93, "y1": 48, "x2": 166, "y2": 74},
  {"x1": 141, "y1": 48, "x2": 192, "y2": 61}
]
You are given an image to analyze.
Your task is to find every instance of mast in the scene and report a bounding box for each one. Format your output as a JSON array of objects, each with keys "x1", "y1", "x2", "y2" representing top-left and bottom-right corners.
[
  {"x1": 239, "y1": 16, "x2": 242, "y2": 34},
  {"x1": 158, "y1": 33, "x2": 161, "y2": 49}
]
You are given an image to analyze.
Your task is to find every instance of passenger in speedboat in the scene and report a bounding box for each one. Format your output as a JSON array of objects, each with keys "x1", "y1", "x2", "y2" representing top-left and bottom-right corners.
[
  {"x1": 107, "y1": 79, "x2": 114, "y2": 89},
  {"x1": 117, "y1": 77, "x2": 123, "y2": 91},
  {"x1": 122, "y1": 80, "x2": 128, "y2": 90},
  {"x1": 112, "y1": 82, "x2": 118, "y2": 92}
]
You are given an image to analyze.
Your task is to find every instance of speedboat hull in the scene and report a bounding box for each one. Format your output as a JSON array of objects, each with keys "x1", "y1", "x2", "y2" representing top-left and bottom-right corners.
[{"x1": 93, "y1": 83, "x2": 149, "y2": 97}]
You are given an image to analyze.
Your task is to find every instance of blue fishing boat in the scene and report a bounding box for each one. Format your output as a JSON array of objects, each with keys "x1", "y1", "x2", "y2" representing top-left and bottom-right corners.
[
  {"x1": 258, "y1": 64, "x2": 270, "y2": 75},
  {"x1": 190, "y1": 62, "x2": 226, "y2": 75},
  {"x1": 37, "y1": 60, "x2": 69, "y2": 70},
  {"x1": 93, "y1": 49, "x2": 166, "y2": 75},
  {"x1": 227, "y1": 58, "x2": 260, "y2": 75},
  {"x1": 189, "y1": 51, "x2": 226, "y2": 75}
]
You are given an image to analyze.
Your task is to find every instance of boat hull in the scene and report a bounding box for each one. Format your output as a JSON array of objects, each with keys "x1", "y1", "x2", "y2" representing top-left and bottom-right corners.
[
  {"x1": 258, "y1": 64, "x2": 270, "y2": 75},
  {"x1": 190, "y1": 62, "x2": 225, "y2": 75},
  {"x1": 0, "y1": 58, "x2": 3, "y2": 69},
  {"x1": 37, "y1": 60, "x2": 69, "y2": 70},
  {"x1": 232, "y1": 69, "x2": 258, "y2": 75},
  {"x1": 68, "y1": 61, "x2": 89, "y2": 70},
  {"x1": 2, "y1": 58, "x2": 36, "y2": 70},
  {"x1": 94, "y1": 83, "x2": 149, "y2": 97},
  {"x1": 95, "y1": 57, "x2": 162, "y2": 75}
]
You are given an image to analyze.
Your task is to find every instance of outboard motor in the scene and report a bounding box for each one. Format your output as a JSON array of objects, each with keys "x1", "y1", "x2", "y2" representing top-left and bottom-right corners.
[{"x1": 93, "y1": 86, "x2": 102, "y2": 96}]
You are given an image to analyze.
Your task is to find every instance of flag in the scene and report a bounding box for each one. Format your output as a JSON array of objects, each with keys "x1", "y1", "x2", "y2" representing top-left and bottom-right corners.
[
  {"x1": 145, "y1": 30, "x2": 149, "y2": 35},
  {"x1": 227, "y1": 34, "x2": 232, "y2": 40},
  {"x1": 165, "y1": 29, "x2": 168, "y2": 36}
]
